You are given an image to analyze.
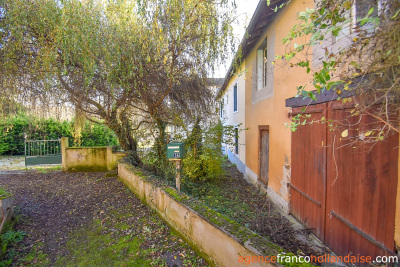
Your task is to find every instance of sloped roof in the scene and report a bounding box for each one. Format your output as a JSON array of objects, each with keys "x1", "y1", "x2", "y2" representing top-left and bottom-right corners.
[
  {"x1": 217, "y1": 0, "x2": 287, "y2": 98},
  {"x1": 207, "y1": 78, "x2": 225, "y2": 87}
]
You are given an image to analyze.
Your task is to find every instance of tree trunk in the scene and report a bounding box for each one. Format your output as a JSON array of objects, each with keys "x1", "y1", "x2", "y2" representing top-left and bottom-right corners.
[
  {"x1": 155, "y1": 116, "x2": 167, "y2": 164},
  {"x1": 106, "y1": 112, "x2": 141, "y2": 166}
]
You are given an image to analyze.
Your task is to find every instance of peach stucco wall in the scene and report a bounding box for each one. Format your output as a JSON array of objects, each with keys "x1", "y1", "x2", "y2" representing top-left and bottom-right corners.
[{"x1": 244, "y1": 0, "x2": 314, "y2": 203}]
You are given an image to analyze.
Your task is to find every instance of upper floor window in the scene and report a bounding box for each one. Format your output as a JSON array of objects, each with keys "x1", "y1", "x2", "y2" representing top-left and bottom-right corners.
[
  {"x1": 257, "y1": 37, "x2": 268, "y2": 91},
  {"x1": 355, "y1": 0, "x2": 379, "y2": 20},
  {"x1": 338, "y1": 0, "x2": 381, "y2": 38},
  {"x1": 233, "y1": 83, "x2": 238, "y2": 112}
]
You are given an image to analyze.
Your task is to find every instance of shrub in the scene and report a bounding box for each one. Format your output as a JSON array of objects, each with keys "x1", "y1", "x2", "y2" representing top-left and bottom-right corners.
[
  {"x1": 0, "y1": 115, "x2": 30, "y2": 155},
  {"x1": 138, "y1": 147, "x2": 176, "y2": 183},
  {"x1": 183, "y1": 120, "x2": 226, "y2": 182},
  {"x1": 0, "y1": 114, "x2": 119, "y2": 155},
  {"x1": 80, "y1": 122, "x2": 119, "y2": 147}
]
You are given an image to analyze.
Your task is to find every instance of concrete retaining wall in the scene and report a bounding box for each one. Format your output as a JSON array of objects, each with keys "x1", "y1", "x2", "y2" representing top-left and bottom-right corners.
[
  {"x1": 61, "y1": 137, "x2": 126, "y2": 172},
  {"x1": 0, "y1": 196, "x2": 14, "y2": 234},
  {"x1": 0, "y1": 197, "x2": 13, "y2": 222},
  {"x1": 118, "y1": 163, "x2": 280, "y2": 267}
]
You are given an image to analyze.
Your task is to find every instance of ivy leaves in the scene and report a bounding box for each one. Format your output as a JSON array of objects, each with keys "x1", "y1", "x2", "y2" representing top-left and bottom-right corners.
[{"x1": 278, "y1": 0, "x2": 400, "y2": 139}]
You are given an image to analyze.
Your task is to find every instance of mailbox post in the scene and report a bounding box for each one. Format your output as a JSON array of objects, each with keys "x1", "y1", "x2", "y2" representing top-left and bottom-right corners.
[{"x1": 167, "y1": 142, "x2": 185, "y2": 191}]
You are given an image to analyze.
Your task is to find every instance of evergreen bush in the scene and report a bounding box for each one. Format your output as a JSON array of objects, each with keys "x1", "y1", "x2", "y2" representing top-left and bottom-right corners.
[{"x1": 0, "y1": 115, "x2": 119, "y2": 155}]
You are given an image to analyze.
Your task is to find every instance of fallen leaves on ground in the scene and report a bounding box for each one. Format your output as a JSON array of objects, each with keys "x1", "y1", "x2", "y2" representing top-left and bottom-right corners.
[{"x1": 0, "y1": 170, "x2": 208, "y2": 266}]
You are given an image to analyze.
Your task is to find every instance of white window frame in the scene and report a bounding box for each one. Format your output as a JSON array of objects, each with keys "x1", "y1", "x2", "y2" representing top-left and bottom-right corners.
[
  {"x1": 338, "y1": 0, "x2": 383, "y2": 38},
  {"x1": 257, "y1": 37, "x2": 268, "y2": 91},
  {"x1": 233, "y1": 82, "x2": 238, "y2": 113}
]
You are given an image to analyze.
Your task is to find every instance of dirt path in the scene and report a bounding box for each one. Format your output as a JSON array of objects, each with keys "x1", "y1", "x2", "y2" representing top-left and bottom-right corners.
[{"x1": 0, "y1": 170, "x2": 208, "y2": 266}]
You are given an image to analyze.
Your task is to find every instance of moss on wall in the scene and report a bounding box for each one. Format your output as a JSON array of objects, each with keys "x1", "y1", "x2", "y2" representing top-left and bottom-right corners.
[
  {"x1": 118, "y1": 163, "x2": 284, "y2": 267},
  {"x1": 63, "y1": 146, "x2": 124, "y2": 172},
  {"x1": 67, "y1": 165, "x2": 108, "y2": 172},
  {"x1": 162, "y1": 187, "x2": 282, "y2": 256}
]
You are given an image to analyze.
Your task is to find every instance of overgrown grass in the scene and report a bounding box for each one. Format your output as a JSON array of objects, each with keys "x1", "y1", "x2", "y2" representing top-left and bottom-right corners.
[
  {"x1": 0, "y1": 188, "x2": 11, "y2": 200},
  {"x1": 56, "y1": 209, "x2": 205, "y2": 267},
  {"x1": 0, "y1": 228, "x2": 26, "y2": 266},
  {"x1": 33, "y1": 166, "x2": 61, "y2": 174},
  {"x1": 137, "y1": 164, "x2": 260, "y2": 225},
  {"x1": 181, "y1": 173, "x2": 259, "y2": 225},
  {"x1": 0, "y1": 206, "x2": 50, "y2": 267},
  {"x1": 18, "y1": 242, "x2": 50, "y2": 266},
  {"x1": 57, "y1": 220, "x2": 150, "y2": 267}
]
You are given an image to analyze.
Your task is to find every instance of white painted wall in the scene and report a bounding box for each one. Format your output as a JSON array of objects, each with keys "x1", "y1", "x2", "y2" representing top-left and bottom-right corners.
[{"x1": 220, "y1": 67, "x2": 246, "y2": 173}]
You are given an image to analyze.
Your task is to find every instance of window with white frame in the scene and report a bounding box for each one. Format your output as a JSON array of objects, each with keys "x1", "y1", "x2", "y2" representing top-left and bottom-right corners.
[
  {"x1": 338, "y1": 0, "x2": 382, "y2": 38},
  {"x1": 355, "y1": 0, "x2": 379, "y2": 20},
  {"x1": 257, "y1": 37, "x2": 268, "y2": 91},
  {"x1": 233, "y1": 83, "x2": 238, "y2": 112}
]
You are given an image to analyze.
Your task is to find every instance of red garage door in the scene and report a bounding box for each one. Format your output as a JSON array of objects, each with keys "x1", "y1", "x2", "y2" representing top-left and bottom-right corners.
[{"x1": 290, "y1": 99, "x2": 398, "y2": 259}]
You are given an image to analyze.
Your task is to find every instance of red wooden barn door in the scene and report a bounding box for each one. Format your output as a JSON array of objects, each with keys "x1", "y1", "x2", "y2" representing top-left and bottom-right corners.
[
  {"x1": 290, "y1": 99, "x2": 398, "y2": 259},
  {"x1": 290, "y1": 103, "x2": 327, "y2": 241},
  {"x1": 324, "y1": 100, "x2": 398, "y2": 257}
]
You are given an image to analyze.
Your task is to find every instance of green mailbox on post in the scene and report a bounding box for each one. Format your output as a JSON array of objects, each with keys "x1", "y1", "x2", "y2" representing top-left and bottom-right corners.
[{"x1": 167, "y1": 142, "x2": 185, "y2": 160}]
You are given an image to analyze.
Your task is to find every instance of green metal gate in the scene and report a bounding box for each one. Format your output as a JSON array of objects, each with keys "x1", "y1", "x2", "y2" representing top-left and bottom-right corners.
[{"x1": 25, "y1": 139, "x2": 62, "y2": 166}]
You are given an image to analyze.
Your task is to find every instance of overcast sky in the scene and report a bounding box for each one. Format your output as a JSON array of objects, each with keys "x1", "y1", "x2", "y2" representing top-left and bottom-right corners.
[{"x1": 213, "y1": 0, "x2": 260, "y2": 78}]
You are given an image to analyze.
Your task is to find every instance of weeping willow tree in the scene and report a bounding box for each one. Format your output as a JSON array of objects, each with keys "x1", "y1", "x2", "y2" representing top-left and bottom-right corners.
[
  {"x1": 0, "y1": 0, "x2": 236, "y2": 164},
  {"x1": 72, "y1": 108, "x2": 85, "y2": 147}
]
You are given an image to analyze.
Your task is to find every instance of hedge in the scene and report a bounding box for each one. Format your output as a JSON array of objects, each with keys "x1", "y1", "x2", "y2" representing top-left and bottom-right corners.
[{"x1": 0, "y1": 115, "x2": 119, "y2": 155}]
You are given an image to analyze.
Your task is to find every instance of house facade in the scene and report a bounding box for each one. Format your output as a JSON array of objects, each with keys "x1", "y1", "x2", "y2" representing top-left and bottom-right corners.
[
  {"x1": 219, "y1": 0, "x2": 314, "y2": 212},
  {"x1": 219, "y1": 0, "x2": 400, "y2": 260},
  {"x1": 219, "y1": 65, "x2": 246, "y2": 174}
]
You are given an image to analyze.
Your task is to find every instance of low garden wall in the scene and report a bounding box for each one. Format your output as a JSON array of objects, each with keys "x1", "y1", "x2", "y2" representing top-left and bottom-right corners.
[
  {"x1": 118, "y1": 163, "x2": 281, "y2": 267},
  {"x1": 0, "y1": 197, "x2": 13, "y2": 221},
  {"x1": 0, "y1": 190, "x2": 13, "y2": 234},
  {"x1": 61, "y1": 137, "x2": 126, "y2": 172}
]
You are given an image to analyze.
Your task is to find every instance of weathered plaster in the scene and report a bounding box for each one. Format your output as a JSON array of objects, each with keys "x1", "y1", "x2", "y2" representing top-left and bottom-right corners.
[
  {"x1": 0, "y1": 197, "x2": 13, "y2": 221},
  {"x1": 243, "y1": 0, "x2": 314, "y2": 204},
  {"x1": 61, "y1": 137, "x2": 125, "y2": 172},
  {"x1": 244, "y1": 166, "x2": 289, "y2": 214}
]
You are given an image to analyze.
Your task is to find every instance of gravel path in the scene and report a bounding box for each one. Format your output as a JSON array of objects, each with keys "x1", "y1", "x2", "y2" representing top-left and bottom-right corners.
[
  {"x1": 0, "y1": 170, "x2": 208, "y2": 266},
  {"x1": 0, "y1": 156, "x2": 26, "y2": 170},
  {"x1": 0, "y1": 156, "x2": 60, "y2": 171}
]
